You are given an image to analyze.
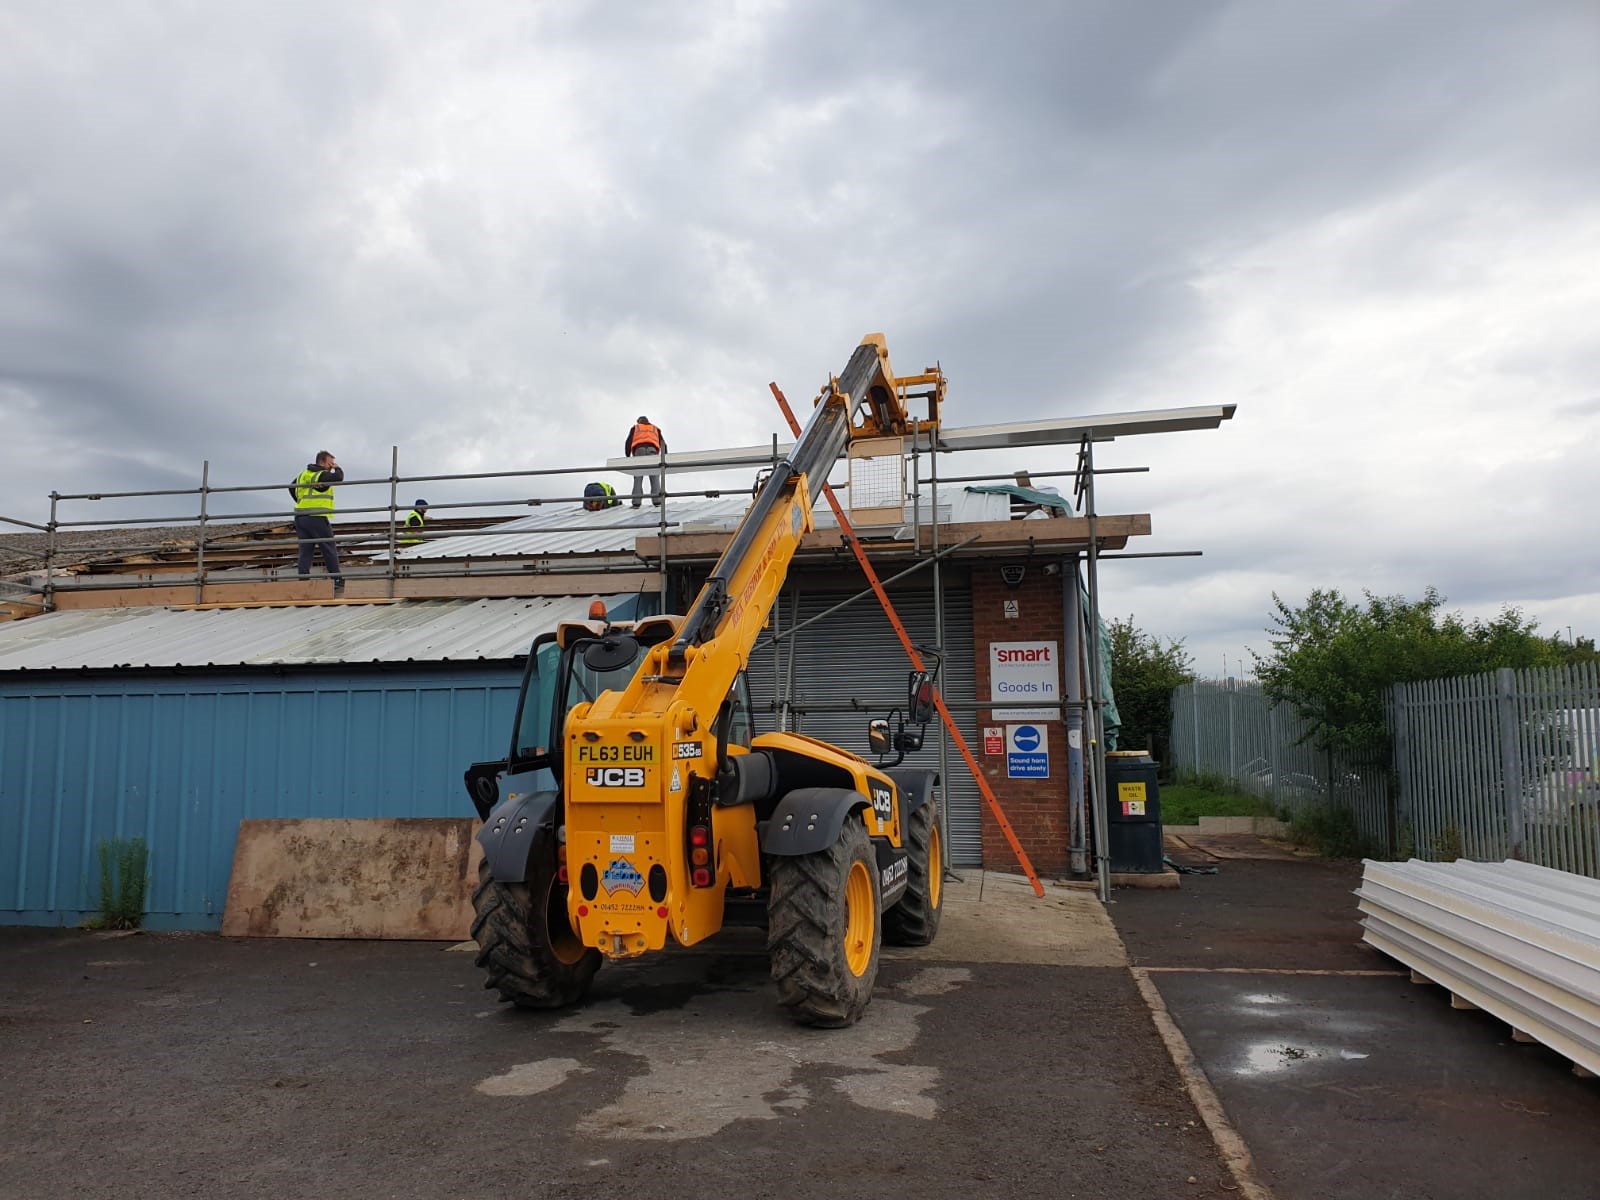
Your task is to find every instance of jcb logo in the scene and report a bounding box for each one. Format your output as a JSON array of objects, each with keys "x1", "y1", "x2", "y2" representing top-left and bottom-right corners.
[
  {"x1": 871, "y1": 786, "x2": 893, "y2": 818},
  {"x1": 586, "y1": 767, "x2": 645, "y2": 788}
]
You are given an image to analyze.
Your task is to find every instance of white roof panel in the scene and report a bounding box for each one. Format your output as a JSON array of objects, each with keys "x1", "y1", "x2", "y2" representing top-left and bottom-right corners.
[{"x1": 0, "y1": 594, "x2": 636, "y2": 671}]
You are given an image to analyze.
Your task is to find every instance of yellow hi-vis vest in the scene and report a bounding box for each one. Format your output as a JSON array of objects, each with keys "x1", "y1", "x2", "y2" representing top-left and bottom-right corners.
[
  {"x1": 294, "y1": 468, "x2": 335, "y2": 515},
  {"x1": 401, "y1": 510, "x2": 425, "y2": 545}
]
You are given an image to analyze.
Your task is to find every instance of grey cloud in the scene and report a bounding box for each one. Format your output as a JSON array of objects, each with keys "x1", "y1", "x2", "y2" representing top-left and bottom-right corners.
[{"x1": 1, "y1": 0, "x2": 1596, "y2": 666}]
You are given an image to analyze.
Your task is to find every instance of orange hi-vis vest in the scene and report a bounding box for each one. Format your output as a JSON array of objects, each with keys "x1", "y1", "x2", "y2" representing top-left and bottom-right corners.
[{"x1": 630, "y1": 421, "x2": 662, "y2": 453}]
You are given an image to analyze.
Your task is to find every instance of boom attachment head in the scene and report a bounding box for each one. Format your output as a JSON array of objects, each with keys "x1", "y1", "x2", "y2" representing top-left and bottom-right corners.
[{"x1": 821, "y1": 333, "x2": 944, "y2": 442}]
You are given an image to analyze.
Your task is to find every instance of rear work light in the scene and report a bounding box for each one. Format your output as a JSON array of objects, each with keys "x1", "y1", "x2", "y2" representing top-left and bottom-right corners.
[{"x1": 688, "y1": 824, "x2": 714, "y2": 888}]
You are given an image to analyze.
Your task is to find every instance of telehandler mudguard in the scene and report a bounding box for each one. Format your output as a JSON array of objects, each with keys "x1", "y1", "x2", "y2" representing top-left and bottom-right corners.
[
  {"x1": 885, "y1": 768, "x2": 937, "y2": 816},
  {"x1": 761, "y1": 786, "x2": 869, "y2": 857},
  {"x1": 476, "y1": 766, "x2": 560, "y2": 883}
]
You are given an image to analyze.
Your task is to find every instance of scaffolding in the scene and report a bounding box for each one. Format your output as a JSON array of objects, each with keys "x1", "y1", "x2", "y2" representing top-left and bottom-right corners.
[{"x1": 0, "y1": 408, "x2": 1229, "y2": 899}]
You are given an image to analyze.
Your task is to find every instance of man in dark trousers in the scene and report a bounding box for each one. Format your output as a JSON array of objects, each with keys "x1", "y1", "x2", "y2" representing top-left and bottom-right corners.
[
  {"x1": 624, "y1": 415, "x2": 665, "y2": 507},
  {"x1": 288, "y1": 450, "x2": 345, "y2": 593}
]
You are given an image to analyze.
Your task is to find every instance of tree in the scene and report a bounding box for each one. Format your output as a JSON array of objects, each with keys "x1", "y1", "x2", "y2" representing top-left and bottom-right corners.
[
  {"x1": 1252, "y1": 586, "x2": 1565, "y2": 759},
  {"x1": 1106, "y1": 615, "x2": 1194, "y2": 764},
  {"x1": 1547, "y1": 632, "x2": 1600, "y2": 668}
]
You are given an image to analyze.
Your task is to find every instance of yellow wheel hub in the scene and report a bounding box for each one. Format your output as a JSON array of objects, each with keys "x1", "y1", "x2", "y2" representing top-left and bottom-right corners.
[
  {"x1": 844, "y1": 859, "x2": 876, "y2": 977},
  {"x1": 928, "y1": 821, "x2": 943, "y2": 910}
]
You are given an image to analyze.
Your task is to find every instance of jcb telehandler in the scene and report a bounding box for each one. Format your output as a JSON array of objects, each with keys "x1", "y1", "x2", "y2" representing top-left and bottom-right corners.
[{"x1": 464, "y1": 336, "x2": 946, "y2": 1026}]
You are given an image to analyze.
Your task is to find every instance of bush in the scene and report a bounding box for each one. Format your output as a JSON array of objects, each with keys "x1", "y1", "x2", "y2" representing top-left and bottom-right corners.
[
  {"x1": 90, "y1": 837, "x2": 149, "y2": 930},
  {"x1": 1287, "y1": 805, "x2": 1381, "y2": 860},
  {"x1": 1428, "y1": 824, "x2": 1464, "y2": 862}
]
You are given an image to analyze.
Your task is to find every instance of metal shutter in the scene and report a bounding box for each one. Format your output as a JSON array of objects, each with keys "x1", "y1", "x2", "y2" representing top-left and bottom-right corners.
[{"x1": 747, "y1": 583, "x2": 980, "y2": 865}]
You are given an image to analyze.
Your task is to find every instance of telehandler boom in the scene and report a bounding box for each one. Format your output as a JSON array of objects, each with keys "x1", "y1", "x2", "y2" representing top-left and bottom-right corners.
[{"x1": 465, "y1": 335, "x2": 946, "y2": 1026}]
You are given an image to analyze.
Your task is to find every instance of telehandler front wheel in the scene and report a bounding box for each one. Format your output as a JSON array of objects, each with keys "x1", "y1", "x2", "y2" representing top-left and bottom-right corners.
[
  {"x1": 883, "y1": 797, "x2": 943, "y2": 946},
  {"x1": 470, "y1": 847, "x2": 600, "y2": 1010},
  {"x1": 766, "y1": 815, "x2": 881, "y2": 1027}
]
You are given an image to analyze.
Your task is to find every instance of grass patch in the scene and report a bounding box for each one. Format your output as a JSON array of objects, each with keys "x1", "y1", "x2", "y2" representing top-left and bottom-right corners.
[
  {"x1": 86, "y1": 837, "x2": 149, "y2": 931},
  {"x1": 1159, "y1": 780, "x2": 1271, "y2": 827}
]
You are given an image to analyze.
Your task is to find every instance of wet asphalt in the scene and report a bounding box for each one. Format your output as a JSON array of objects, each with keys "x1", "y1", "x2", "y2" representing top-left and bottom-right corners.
[{"x1": 1112, "y1": 858, "x2": 1600, "y2": 1199}]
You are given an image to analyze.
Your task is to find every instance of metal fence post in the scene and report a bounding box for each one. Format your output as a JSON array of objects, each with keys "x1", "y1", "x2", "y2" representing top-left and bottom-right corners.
[
  {"x1": 1190, "y1": 682, "x2": 1200, "y2": 776},
  {"x1": 194, "y1": 460, "x2": 210, "y2": 605},
  {"x1": 1268, "y1": 701, "x2": 1280, "y2": 812},
  {"x1": 1227, "y1": 684, "x2": 1237, "y2": 779},
  {"x1": 386, "y1": 446, "x2": 400, "y2": 599},
  {"x1": 1391, "y1": 682, "x2": 1411, "y2": 854},
  {"x1": 44, "y1": 491, "x2": 59, "y2": 612},
  {"x1": 1497, "y1": 667, "x2": 1526, "y2": 861}
]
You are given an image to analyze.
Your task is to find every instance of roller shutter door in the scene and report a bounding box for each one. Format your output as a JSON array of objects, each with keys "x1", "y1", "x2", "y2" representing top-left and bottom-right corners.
[{"x1": 747, "y1": 584, "x2": 980, "y2": 865}]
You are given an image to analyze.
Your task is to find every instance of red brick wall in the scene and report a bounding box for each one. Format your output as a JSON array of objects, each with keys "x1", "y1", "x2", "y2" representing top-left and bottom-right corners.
[{"x1": 971, "y1": 566, "x2": 1073, "y2": 877}]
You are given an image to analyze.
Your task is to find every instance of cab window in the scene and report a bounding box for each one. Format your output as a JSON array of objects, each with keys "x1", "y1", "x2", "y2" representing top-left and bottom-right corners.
[{"x1": 725, "y1": 672, "x2": 754, "y2": 748}]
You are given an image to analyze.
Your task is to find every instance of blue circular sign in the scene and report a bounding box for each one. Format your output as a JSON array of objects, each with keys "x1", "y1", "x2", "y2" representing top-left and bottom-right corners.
[{"x1": 1013, "y1": 725, "x2": 1040, "y2": 751}]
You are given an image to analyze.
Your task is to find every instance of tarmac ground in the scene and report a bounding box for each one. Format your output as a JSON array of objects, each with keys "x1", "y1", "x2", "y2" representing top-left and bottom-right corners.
[
  {"x1": 4, "y1": 855, "x2": 1597, "y2": 1200},
  {"x1": 1113, "y1": 854, "x2": 1600, "y2": 1200}
]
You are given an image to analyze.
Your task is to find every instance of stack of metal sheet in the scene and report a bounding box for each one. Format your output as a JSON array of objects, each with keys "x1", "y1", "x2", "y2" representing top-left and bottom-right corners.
[{"x1": 1356, "y1": 859, "x2": 1600, "y2": 1075}]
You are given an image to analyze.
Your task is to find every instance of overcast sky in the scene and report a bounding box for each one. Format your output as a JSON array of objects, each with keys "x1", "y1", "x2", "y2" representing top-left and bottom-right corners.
[{"x1": 1, "y1": 1, "x2": 1595, "y2": 676}]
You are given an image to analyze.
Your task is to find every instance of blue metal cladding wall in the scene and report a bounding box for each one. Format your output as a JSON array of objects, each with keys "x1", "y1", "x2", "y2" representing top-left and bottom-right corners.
[{"x1": 0, "y1": 665, "x2": 524, "y2": 930}]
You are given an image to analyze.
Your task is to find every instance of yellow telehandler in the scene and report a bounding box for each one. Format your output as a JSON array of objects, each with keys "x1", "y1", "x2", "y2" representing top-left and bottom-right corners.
[{"x1": 464, "y1": 335, "x2": 945, "y2": 1026}]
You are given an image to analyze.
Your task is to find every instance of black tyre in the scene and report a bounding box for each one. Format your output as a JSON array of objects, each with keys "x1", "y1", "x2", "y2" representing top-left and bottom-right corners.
[
  {"x1": 766, "y1": 816, "x2": 881, "y2": 1027},
  {"x1": 883, "y1": 798, "x2": 944, "y2": 946},
  {"x1": 470, "y1": 847, "x2": 600, "y2": 1009}
]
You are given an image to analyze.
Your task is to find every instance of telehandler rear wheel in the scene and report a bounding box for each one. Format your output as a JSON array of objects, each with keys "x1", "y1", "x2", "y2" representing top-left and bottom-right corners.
[
  {"x1": 470, "y1": 847, "x2": 599, "y2": 1009},
  {"x1": 766, "y1": 816, "x2": 881, "y2": 1027},
  {"x1": 883, "y1": 798, "x2": 943, "y2": 946}
]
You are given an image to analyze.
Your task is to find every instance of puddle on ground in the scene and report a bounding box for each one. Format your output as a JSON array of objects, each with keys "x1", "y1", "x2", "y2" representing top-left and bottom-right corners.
[{"x1": 1235, "y1": 1041, "x2": 1373, "y2": 1075}]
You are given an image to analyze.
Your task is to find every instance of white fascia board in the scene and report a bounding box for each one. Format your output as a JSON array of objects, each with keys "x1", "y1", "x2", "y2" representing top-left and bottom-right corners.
[{"x1": 605, "y1": 403, "x2": 1237, "y2": 474}]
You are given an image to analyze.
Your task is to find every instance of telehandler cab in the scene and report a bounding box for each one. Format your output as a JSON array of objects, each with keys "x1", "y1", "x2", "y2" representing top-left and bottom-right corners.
[{"x1": 464, "y1": 336, "x2": 946, "y2": 1026}]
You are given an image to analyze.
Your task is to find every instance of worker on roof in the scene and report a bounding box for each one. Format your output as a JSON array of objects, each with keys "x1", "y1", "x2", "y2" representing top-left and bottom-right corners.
[
  {"x1": 624, "y1": 415, "x2": 666, "y2": 508},
  {"x1": 287, "y1": 450, "x2": 345, "y2": 594},
  {"x1": 400, "y1": 499, "x2": 429, "y2": 546}
]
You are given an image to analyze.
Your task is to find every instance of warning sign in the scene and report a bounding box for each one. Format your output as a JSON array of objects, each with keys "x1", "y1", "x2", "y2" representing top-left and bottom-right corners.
[
  {"x1": 983, "y1": 727, "x2": 1004, "y2": 755},
  {"x1": 1006, "y1": 724, "x2": 1049, "y2": 779},
  {"x1": 1118, "y1": 780, "x2": 1147, "y2": 816}
]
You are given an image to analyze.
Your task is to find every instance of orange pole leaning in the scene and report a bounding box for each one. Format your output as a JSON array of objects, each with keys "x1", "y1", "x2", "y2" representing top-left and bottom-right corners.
[{"x1": 771, "y1": 383, "x2": 1045, "y2": 897}]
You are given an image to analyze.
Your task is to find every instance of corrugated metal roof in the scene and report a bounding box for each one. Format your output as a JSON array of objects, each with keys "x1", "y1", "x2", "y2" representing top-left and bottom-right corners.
[
  {"x1": 389, "y1": 490, "x2": 1007, "y2": 560},
  {"x1": 0, "y1": 594, "x2": 638, "y2": 671}
]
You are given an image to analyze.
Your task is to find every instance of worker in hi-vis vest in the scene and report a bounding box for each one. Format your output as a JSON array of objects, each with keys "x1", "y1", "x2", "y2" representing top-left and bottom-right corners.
[
  {"x1": 287, "y1": 450, "x2": 345, "y2": 592},
  {"x1": 624, "y1": 415, "x2": 665, "y2": 508},
  {"x1": 401, "y1": 498, "x2": 429, "y2": 546}
]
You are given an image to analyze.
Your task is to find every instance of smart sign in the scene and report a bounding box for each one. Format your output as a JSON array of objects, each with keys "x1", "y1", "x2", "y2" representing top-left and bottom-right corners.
[{"x1": 989, "y1": 640, "x2": 1061, "y2": 721}]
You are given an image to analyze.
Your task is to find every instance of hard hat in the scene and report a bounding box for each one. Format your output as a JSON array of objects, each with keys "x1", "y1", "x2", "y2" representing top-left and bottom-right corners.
[
  {"x1": 414, "y1": 498, "x2": 429, "y2": 508},
  {"x1": 636, "y1": 415, "x2": 649, "y2": 424}
]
